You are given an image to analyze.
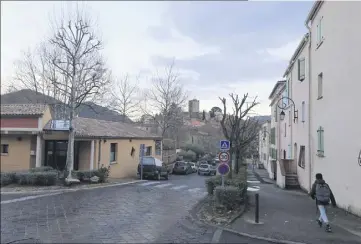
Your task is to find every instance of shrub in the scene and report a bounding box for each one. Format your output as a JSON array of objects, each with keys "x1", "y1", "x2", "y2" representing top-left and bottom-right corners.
[
  {"x1": 74, "y1": 170, "x2": 98, "y2": 181},
  {"x1": 205, "y1": 174, "x2": 247, "y2": 197},
  {"x1": 95, "y1": 165, "x2": 110, "y2": 183},
  {"x1": 16, "y1": 172, "x2": 57, "y2": 186},
  {"x1": 0, "y1": 172, "x2": 17, "y2": 186},
  {"x1": 29, "y1": 166, "x2": 55, "y2": 173},
  {"x1": 214, "y1": 186, "x2": 242, "y2": 210}
]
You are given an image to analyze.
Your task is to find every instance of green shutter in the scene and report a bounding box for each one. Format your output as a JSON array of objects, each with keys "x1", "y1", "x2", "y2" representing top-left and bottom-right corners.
[{"x1": 317, "y1": 126, "x2": 324, "y2": 156}]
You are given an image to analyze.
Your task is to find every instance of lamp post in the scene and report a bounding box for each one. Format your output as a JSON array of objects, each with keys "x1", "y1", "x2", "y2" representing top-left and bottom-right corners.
[
  {"x1": 277, "y1": 96, "x2": 298, "y2": 123},
  {"x1": 262, "y1": 130, "x2": 271, "y2": 142}
]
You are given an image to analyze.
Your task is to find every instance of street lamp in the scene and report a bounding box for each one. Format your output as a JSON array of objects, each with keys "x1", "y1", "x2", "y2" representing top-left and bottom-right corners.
[
  {"x1": 277, "y1": 96, "x2": 298, "y2": 123},
  {"x1": 262, "y1": 130, "x2": 270, "y2": 142}
]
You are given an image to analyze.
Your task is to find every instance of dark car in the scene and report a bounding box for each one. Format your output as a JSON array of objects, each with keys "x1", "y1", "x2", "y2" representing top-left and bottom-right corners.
[
  {"x1": 137, "y1": 156, "x2": 169, "y2": 180},
  {"x1": 173, "y1": 161, "x2": 193, "y2": 175}
]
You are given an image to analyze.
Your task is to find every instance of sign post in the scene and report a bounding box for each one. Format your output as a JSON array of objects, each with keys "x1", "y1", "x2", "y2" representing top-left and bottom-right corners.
[
  {"x1": 218, "y1": 140, "x2": 231, "y2": 187},
  {"x1": 139, "y1": 144, "x2": 145, "y2": 180}
]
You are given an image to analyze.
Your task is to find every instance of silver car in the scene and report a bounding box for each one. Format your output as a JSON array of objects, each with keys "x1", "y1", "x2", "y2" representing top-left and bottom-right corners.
[{"x1": 198, "y1": 163, "x2": 216, "y2": 176}]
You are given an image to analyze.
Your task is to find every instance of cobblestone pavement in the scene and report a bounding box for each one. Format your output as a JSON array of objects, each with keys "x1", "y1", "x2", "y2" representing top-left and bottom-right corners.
[{"x1": 1, "y1": 174, "x2": 215, "y2": 243}]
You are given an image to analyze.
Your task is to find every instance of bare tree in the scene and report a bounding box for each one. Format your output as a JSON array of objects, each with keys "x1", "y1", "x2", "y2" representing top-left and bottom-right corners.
[
  {"x1": 49, "y1": 11, "x2": 110, "y2": 182},
  {"x1": 219, "y1": 93, "x2": 259, "y2": 177},
  {"x1": 109, "y1": 74, "x2": 140, "y2": 121},
  {"x1": 142, "y1": 61, "x2": 187, "y2": 138}
]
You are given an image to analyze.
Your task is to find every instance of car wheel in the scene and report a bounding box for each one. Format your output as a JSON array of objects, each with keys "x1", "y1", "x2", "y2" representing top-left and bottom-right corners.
[
  {"x1": 157, "y1": 173, "x2": 161, "y2": 181},
  {"x1": 164, "y1": 173, "x2": 169, "y2": 180}
]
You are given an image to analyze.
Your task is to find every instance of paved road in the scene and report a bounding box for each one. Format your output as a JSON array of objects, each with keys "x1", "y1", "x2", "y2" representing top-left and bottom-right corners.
[
  {"x1": 1, "y1": 173, "x2": 216, "y2": 243},
  {"x1": 219, "y1": 230, "x2": 274, "y2": 244}
]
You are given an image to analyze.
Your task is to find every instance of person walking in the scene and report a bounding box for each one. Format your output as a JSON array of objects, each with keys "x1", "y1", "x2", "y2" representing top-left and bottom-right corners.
[{"x1": 310, "y1": 173, "x2": 336, "y2": 232}]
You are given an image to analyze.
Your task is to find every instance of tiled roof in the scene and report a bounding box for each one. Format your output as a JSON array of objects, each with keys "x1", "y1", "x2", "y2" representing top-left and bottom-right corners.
[
  {"x1": 43, "y1": 117, "x2": 161, "y2": 139},
  {"x1": 0, "y1": 104, "x2": 47, "y2": 116}
]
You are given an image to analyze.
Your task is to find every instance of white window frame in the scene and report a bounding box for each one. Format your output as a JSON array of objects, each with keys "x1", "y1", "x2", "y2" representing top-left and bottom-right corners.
[
  {"x1": 110, "y1": 143, "x2": 117, "y2": 163},
  {"x1": 317, "y1": 16, "x2": 324, "y2": 47},
  {"x1": 318, "y1": 72, "x2": 323, "y2": 99},
  {"x1": 298, "y1": 58, "x2": 305, "y2": 81},
  {"x1": 301, "y1": 101, "x2": 305, "y2": 122}
]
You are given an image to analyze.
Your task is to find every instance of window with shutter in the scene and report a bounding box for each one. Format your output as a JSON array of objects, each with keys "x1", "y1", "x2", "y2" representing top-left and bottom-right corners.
[{"x1": 317, "y1": 126, "x2": 325, "y2": 156}]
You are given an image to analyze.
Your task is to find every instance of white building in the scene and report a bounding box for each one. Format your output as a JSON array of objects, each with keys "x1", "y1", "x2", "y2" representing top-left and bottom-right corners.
[
  {"x1": 306, "y1": 1, "x2": 361, "y2": 216},
  {"x1": 268, "y1": 80, "x2": 286, "y2": 183},
  {"x1": 268, "y1": 1, "x2": 361, "y2": 216},
  {"x1": 283, "y1": 33, "x2": 311, "y2": 191},
  {"x1": 258, "y1": 121, "x2": 271, "y2": 171},
  {"x1": 188, "y1": 99, "x2": 200, "y2": 119}
]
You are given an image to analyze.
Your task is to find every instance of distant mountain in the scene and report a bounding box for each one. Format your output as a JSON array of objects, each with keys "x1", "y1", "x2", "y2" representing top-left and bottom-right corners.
[{"x1": 0, "y1": 89, "x2": 132, "y2": 123}]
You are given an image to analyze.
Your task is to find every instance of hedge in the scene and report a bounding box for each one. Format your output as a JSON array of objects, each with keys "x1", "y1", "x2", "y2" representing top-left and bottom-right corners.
[
  {"x1": 214, "y1": 186, "x2": 242, "y2": 210},
  {"x1": 205, "y1": 171, "x2": 247, "y2": 196},
  {"x1": 0, "y1": 172, "x2": 17, "y2": 186},
  {"x1": 72, "y1": 165, "x2": 110, "y2": 183},
  {"x1": 29, "y1": 166, "x2": 55, "y2": 173},
  {"x1": 16, "y1": 172, "x2": 57, "y2": 186}
]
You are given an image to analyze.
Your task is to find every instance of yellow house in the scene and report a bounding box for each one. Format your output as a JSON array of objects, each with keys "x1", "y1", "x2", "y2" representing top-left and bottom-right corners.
[{"x1": 1, "y1": 104, "x2": 163, "y2": 179}]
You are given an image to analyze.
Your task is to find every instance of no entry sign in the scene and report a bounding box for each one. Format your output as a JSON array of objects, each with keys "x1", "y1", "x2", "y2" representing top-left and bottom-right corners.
[
  {"x1": 218, "y1": 151, "x2": 230, "y2": 163},
  {"x1": 218, "y1": 163, "x2": 230, "y2": 175}
]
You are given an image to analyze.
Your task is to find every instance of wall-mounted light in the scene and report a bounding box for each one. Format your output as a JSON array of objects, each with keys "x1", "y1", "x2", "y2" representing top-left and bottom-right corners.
[
  {"x1": 103, "y1": 139, "x2": 107, "y2": 143},
  {"x1": 129, "y1": 139, "x2": 132, "y2": 142},
  {"x1": 277, "y1": 96, "x2": 298, "y2": 123}
]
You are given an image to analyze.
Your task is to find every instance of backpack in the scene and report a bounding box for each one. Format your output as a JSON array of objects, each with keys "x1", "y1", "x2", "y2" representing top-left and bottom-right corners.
[{"x1": 315, "y1": 183, "x2": 331, "y2": 203}]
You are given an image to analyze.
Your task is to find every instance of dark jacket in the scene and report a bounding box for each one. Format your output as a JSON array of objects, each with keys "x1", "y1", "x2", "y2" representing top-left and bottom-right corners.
[{"x1": 310, "y1": 179, "x2": 336, "y2": 206}]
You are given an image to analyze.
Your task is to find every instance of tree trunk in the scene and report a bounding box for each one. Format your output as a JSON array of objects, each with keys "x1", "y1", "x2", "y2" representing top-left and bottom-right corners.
[{"x1": 235, "y1": 148, "x2": 240, "y2": 174}]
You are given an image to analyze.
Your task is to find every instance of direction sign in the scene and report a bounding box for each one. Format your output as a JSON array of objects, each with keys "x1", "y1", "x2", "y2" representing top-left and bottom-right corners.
[
  {"x1": 220, "y1": 140, "x2": 230, "y2": 151},
  {"x1": 218, "y1": 151, "x2": 230, "y2": 163},
  {"x1": 218, "y1": 163, "x2": 230, "y2": 175}
]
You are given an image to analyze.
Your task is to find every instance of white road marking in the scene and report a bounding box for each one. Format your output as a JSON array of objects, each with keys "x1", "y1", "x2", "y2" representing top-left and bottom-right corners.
[
  {"x1": 247, "y1": 186, "x2": 261, "y2": 192},
  {"x1": 1, "y1": 192, "x2": 63, "y2": 204},
  {"x1": 154, "y1": 183, "x2": 173, "y2": 188},
  {"x1": 247, "y1": 180, "x2": 261, "y2": 184},
  {"x1": 188, "y1": 188, "x2": 202, "y2": 193},
  {"x1": 170, "y1": 185, "x2": 188, "y2": 190},
  {"x1": 139, "y1": 181, "x2": 161, "y2": 186}
]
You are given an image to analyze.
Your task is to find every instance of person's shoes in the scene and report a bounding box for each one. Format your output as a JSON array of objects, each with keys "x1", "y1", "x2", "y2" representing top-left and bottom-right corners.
[
  {"x1": 317, "y1": 219, "x2": 322, "y2": 227},
  {"x1": 325, "y1": 224, "x2": 332, "y2": 232}
]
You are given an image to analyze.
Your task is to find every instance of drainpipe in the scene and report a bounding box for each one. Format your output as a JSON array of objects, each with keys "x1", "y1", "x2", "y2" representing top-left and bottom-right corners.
[
  {"x1": 98, "y1": 139, "x2": 102, "y2": 169},
  {"x1": 305, "y1": 21, "x2": 312, "y2": 192}
]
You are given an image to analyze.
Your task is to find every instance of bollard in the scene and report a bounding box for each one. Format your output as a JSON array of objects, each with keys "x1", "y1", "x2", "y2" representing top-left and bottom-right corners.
[{"x1": 255, "y1": 193, "x2": 259, "y2": 223}]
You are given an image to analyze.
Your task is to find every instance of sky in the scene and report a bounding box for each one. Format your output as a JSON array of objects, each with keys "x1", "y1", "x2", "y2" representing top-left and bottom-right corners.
[{"x1": 1, "y1": 1, "x2": 314, "y2": 116}]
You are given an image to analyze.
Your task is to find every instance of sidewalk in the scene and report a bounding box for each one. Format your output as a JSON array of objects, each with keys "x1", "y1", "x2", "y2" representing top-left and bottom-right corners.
[{"x1": 230, "y1": 169, "x2": 361, "y2": 244}]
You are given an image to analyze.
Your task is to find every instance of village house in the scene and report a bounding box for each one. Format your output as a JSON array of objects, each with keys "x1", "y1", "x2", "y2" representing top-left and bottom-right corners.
[
  {"x1": 0, "y1": 104, "x2": 162, "y2": 179},
  {"x1": 267, "y1": 1, "x2": 361, "y2": 216}
]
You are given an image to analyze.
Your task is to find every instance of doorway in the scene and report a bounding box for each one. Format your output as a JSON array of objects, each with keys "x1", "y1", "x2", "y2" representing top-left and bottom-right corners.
[{"x1": 44, "y1": 140, "x2": 79, "y2": 170}]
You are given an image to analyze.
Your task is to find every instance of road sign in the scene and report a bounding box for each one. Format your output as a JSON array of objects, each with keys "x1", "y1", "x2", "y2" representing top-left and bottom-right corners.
[
  {"x1": 218, "y1": 151, "x2": 230, "y2": 163},
  {"x1": 220, "y1": 140, "x2": 230, "y2": 151},
  {"x1": 217, "y1": 163, "x2": 230, "y2": 175}
]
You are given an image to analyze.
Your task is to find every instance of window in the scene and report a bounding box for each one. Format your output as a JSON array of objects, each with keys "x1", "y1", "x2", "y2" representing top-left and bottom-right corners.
[
  {"x1": 317, "y1": 17, "x2": 324, "y2": 46},
  {"x1": 274, "y1": 107, "x2": 278, "y2": 122},
  {"x1": 298, "y1": 58, "x2": 305, "y2": 81},
  {"x1": 289, "y1": 111, "x2": 291, "y2": 125},
  {"x1": 298, "y1": 145, "x2": 306, "y2": 168},
  {"x1": 1, "y1": 144, "x2": 9, "y2": 155},
  {"x1": 284, "y1": 123, "x2": 287, "y2": 137},
  {"x1": 301, "y1": 101, "x2": 305, "y2": 122},
  {"x1": 317, "y1": 126, "x2": 325, "y2": 156},
  {"x1": 318, "y1": 73, "x2": 323, "y2": 99},
  {"x1": 145, "y1": 146, "x2": 152, "y2": 156},
  {"x1": 110, "y1": 143, "x2": 117, "y2": 162},
  {"x1": 270, "y1": 127, "x2": 276, "y2": 145},
  {"x1": 155, "y1": 140, "x2": 161, "y2": 155}
]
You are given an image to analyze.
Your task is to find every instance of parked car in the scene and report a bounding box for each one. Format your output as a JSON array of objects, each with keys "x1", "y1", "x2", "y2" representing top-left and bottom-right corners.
[
  {"x1": 189, "y1": 162, "x2": 197, "y2": 173},
  {"x1": 198, "y1": 163, "x2": 217, "y2": 176},
  {"x1": 137, "y1": 156, "x2": 169, "y2": 180},
  {"x1": 173, "y1": 161, "x2": 193, "y2": 175}
]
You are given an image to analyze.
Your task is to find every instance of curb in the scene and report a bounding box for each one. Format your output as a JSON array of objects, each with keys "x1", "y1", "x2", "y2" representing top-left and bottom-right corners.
[
  {"x1": 189, "y1": 196, "x2": 308, "y2": 244},
  {"x1": 0, "y1": 180, "x2": 145, "y2": 195}
]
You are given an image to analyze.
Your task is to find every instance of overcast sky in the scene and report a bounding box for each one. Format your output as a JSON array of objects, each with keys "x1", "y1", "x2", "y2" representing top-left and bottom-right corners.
[{"x1": 1, "y1": 1, "x2": 313, "y2": 115}]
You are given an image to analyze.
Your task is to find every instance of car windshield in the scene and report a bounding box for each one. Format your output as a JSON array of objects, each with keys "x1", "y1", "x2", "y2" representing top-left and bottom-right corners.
[
  {"x1": 142, "y1": 157, "x2": 155, "y2": 165},
  {"x1": 200, "y1": 164, "x2": 209, "y2": 168}
]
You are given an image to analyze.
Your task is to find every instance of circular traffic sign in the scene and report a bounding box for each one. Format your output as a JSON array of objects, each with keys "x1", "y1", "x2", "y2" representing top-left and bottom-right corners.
[
  {"x1": 218, "y1": 151, "x2": 230, "y2": 163},
  {"x1": 218, "y1": 163, "x2": 230, "y2": 175}
]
